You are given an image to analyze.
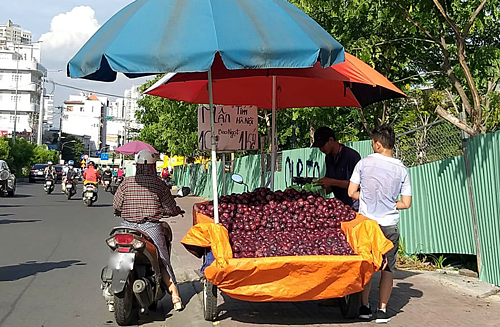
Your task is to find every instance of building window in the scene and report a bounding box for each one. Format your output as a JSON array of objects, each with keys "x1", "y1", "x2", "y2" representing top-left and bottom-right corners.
[
  {"x1": 11, "y1": 74, "x2": 21, "y2": 82},
  {"x1": 67, "y1": 106, "x2": 73, "y2": 111},
  {"x1": 11, "y1": 95, "x2": 21, "y2": 102},
  {"x1": 9, "y1": 116, "x2": 20, "y2": 123},
  {"x1": 80, "y1": 107, "x2": 84, "y2": 112}
]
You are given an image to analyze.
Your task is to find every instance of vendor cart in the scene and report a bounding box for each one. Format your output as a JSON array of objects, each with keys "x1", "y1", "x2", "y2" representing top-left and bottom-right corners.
[{"x1": 182, "y1": 203, "x2": 393, "y2": 321}]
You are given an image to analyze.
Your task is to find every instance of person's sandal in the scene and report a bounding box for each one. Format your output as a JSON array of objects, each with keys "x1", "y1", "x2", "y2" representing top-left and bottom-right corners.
[{"x1": 172, "y1": 296, "x2": 184, "y2": 311}]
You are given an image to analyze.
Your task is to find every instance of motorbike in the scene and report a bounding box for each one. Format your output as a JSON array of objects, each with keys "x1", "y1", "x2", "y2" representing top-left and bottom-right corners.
[
  {"x1": 110, "y1": 176, "x2": 124, "y2": 195},
  {"x1": 65, "y1": 178, "x2": 77, "y2": 200},
  {"x1": 44, "y1": 176, "x2": 55, "y2": 194},
  {"x1": 101, "y1": 187, "x2": 189, "y2": 326},
  {"x1": 103, "y1": 178, "x2": 112, "y2": 192},
  {"x1": 82, "y1": 183, "x2": 98, "y2": 206}
]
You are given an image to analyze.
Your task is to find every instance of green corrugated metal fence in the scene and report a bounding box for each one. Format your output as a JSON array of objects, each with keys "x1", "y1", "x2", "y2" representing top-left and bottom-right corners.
[
  {"x1": 467, "y1": 131, "x2": 500, "y2": 285},
  {"x1": 398, "y1": 156, "x2": 476, "y2": 255},
  {"x1": 173, "y1": 134, "x2": 500, "y2": 285}
]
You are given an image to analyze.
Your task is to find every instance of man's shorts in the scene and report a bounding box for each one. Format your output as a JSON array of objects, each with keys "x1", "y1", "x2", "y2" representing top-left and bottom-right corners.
[{"x1": 380, "y1": 225, "x2": 399, "y2": 272}]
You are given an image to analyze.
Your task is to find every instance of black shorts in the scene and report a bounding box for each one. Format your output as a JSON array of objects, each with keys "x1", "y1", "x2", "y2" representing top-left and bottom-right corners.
[{"x1": 380, "y1": 225, "x2": 399, "y2": 272}]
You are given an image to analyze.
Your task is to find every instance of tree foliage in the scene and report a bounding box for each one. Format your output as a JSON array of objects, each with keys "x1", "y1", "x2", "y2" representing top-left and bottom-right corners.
[
  {"x1": 291, "y1": 0, "x2": 500, "y2": 135},
  {"x1": 0, "y1": 137, "x2": 58, "y2": 175}
]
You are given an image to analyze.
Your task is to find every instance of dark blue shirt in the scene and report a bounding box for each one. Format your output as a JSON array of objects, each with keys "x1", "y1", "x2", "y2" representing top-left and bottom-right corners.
[{"x1": 325, "y1": 145, "x2": 361, "y2": 207}]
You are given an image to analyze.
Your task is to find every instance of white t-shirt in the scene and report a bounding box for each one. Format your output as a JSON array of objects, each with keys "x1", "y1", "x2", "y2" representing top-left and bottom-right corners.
[{"x1": 350, "y1": 153, "x2": 411, "y2": 226}]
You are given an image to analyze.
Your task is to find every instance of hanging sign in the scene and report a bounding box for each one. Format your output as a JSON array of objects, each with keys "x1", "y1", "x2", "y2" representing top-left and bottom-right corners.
[{"x1": 198, "y1": 105, "x2": 258, "y2": 151}]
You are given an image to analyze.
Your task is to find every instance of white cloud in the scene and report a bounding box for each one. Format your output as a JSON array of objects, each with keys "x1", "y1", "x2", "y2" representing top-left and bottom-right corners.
[
  {"x1": 37, "y1": 6, "x2": 149, "y2": 106},
  {"x1": 39, "y1": 6, "x2": 100, "y2": 69}
]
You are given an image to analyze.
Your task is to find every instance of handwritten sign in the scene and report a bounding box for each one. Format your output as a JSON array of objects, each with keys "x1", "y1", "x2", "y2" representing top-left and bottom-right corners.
[{"x1": 198, "y1": 105, "x2": 258, "y2": 151}]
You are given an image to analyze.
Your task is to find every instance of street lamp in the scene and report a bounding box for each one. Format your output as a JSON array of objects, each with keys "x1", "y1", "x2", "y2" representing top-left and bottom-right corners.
[{"x1": 60, "y1": 140, "x2": 76, "y2": 162}]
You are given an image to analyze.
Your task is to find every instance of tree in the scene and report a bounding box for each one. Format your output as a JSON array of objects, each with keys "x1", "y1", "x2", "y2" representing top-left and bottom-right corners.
[
  {"x1": 0, "y1": 137, "x2": 9, "y2": 160},
  {"x1": 292, "y1": 0, "x2": 500, "y2": 136},
  {"x1": 6, "y1": 137, "x2": 34, "y2": 175},
  {"x1": 31, "y1": 145, "x2": 58, "y2": 167}
]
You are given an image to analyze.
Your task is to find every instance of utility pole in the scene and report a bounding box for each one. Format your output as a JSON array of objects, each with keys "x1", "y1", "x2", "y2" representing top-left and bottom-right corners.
[
  {"x1": 37, "y1": 77, "x2": 45, "y2": 145},
  {"x1": 55, "y1": 106, "x2": 63, "y2": 151},
  {"x1": 13, "y1": 43, "x2": 19, "y2": 144}
]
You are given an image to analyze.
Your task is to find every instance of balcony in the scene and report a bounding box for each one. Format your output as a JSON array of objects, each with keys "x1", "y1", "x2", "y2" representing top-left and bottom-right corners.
[{"x1": 0, "y1": 59, "x2": 46, "y2": 73}]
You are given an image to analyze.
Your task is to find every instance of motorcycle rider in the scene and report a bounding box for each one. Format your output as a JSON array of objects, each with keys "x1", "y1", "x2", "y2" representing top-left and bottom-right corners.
[
  {"x1": 113, "y1": 149, "x2": 184, "y2": 311},
  {"x1": 83, "y1": 161, "x2": 100, "y2": 186},
  {"x1": 62, "y1": 160, "x2": 76, "y2": 190},
  {"x1": 62, "y1": 160, "x2": 77, "y2": 192},
  {"x1": 44, "y1": 161, "x2": 57, "y2": 181},
  {"x1": 101, "y1": 168, "x2": 113, "y2": 187}
]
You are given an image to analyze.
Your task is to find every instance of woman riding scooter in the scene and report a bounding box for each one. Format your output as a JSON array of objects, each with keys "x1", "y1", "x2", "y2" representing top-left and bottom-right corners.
[{"x1": 113, "y1": 150, "x2": 184, "y2": 311}]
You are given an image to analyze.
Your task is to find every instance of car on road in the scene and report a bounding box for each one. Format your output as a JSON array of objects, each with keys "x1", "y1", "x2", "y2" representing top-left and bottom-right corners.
[
  {"x1": 29, "y1": 164, "x2": 63, "y2": 183},
  {"x1": 0, "y1": 160, "x2": 16, "y2": 196}
]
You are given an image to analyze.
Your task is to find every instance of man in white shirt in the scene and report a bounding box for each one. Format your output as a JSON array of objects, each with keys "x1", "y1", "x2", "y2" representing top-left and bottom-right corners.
[{"x1": 348, "y1": 125, "x2": 412, "y2": 323}]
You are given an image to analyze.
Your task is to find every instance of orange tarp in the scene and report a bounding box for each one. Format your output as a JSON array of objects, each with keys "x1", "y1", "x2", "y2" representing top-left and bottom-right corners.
[{"x1": 181, "y1": 213, "x2": 393, "y2": 302}]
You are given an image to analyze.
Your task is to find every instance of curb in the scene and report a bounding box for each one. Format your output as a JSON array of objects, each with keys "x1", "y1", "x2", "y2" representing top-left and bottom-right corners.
[{"x1": 425, "y1": 270, "x2": 500, "y2": 299}]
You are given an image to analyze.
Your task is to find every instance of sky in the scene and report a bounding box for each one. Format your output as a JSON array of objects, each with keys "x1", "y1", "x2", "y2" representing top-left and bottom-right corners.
[{"x1": 1, "y1": 0, "x2": 149, "y2": 106}]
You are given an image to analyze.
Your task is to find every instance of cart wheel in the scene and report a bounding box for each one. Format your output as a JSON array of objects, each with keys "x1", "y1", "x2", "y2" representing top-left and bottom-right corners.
[
  {"x1": 202, "y1": 279, "x2": 218, "y2": 321},
  {"x1": 340, "y1": 291, "x2": 361, "y2": 319}
]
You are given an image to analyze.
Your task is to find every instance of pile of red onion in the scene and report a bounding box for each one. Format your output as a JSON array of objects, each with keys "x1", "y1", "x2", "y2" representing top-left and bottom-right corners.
[{"x1": 197, "y1": 188, "x2": 357, "y2": 258}]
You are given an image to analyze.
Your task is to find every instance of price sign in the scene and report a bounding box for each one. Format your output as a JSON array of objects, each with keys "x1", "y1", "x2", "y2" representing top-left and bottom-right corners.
[{"x1": 198, "y1": 105, "x2": 258, "y2": 151}]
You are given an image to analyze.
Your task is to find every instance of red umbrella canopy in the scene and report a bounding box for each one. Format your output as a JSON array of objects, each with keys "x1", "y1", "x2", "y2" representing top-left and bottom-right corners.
[
  {"x1": 144, "y1": 53, "x2": 406, "y2": 109},
  {"x1": 115, "y1": 140, "x2": 158, "y2": 154}
]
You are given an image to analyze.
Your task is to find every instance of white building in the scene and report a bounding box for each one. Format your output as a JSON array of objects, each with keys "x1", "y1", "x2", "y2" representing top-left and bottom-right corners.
[
  {"x1": 0, "y1": 36, "x2": 45, "y2": 139},
  {"x1": 62, "y1": 93, "x2": 108, "y2": 154},
  {"x1": 123, "y1": 85, "x2": 143, "y2": 138},
  {"x1": 0, "y1": 20, "x2": 32, "y2": 44}
]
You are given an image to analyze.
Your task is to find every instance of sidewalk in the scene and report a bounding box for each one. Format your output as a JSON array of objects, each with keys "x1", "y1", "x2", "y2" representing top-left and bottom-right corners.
[{"x1": 142, "y1": 194, "x2": 500, "y2": 327}]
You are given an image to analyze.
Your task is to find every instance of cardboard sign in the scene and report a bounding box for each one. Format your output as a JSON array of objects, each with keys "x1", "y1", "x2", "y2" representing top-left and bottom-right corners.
[{"x1": 198, "y1": 105, "x2": 258, "y2": 151}]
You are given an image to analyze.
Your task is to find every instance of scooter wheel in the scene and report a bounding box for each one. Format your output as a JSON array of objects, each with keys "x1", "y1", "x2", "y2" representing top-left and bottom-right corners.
[{"x1": 114, "y1": 277, "x2": 138, "y2": 325}]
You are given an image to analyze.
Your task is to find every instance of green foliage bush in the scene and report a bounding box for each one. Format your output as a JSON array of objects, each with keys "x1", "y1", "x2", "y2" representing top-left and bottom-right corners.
[{"x1": 0, "y1": 137, "x2": 58, "y2": 176}]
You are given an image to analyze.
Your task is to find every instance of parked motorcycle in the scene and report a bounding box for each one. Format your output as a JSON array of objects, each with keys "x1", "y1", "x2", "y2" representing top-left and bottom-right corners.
[
  {"x1": 82, "y1": 183, "x2": 98, "y2": 206},
  {"x1": 101, "y1": 188, "x2": 189, "y2": 326},
  {"x1": 65, "y1": 178, "x2": 77, "y2": 200},
  {"x1": 44, "y1": 177, "x2": 55, "y2": 194}
]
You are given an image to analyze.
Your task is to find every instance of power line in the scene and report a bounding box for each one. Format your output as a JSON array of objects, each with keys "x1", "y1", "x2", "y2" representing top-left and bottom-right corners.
[{"x1": 46, "y1": 79, "x2": 139, "y2": 99}]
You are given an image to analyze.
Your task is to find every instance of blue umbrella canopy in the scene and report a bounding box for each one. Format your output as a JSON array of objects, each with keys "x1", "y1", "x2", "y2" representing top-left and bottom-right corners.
[{"x1": 67, "y1": 0, "x2": 344, "y2": 81}]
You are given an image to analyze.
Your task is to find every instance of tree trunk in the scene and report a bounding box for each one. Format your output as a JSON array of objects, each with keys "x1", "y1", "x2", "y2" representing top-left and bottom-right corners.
[
  {"x1": 357, "y1": 107, "x2": 371, "y2": 134},
  {"x1": 310, "y1": 125, "x2": 316, "y2": 146},
  {"x1": 435, "y1": 105, "x2": 478, "y2": 136}
]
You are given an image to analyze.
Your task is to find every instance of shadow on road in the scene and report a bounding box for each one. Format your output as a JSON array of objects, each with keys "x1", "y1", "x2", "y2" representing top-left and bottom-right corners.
[
  {"x1": 11, "y1": 194, "x2": 33, "y2": 198},
  {"x1": 0, "y1": 213, "x2": 13, "y2": 217},
  {"x1": 0, "y1": 260, "x2": 85, "y2": 281},
  {"x1": 217, "y1": 294, "x2": 360, "y2": 325},
  {"x1": 0, "y1": 219, "x2": 40, "y2": 225},
  {"x1": 91, "y1": 204, "x2": 113, "y2": 207},
  {"x1": 137, "y1": 280, "x2": 200, "y2": 324},
  {"x1": 0, "y1": 204, "x2": 23, "y2": 208},
  {"x1": 214, "y1": 270, "x2": 424, "y2": 325}
]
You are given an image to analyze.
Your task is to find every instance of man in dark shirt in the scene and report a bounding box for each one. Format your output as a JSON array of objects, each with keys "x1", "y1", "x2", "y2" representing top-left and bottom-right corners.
[{"x1": 312, "y1": 126, "x2": 361, "y2": 209}]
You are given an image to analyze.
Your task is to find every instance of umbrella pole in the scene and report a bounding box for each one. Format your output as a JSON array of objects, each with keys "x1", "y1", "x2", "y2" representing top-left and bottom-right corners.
[
  {"x1": 270, "y1": 76, "x2": 277, "y2": 191},
  {"x1": 208, "y1": 68, "x2": 220, "y2": 224}
]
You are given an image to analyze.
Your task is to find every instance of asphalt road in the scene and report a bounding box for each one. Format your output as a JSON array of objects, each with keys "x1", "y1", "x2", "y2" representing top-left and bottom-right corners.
[{"x1": 0, "y1": 182, "x2": 123, "y2": 326}]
